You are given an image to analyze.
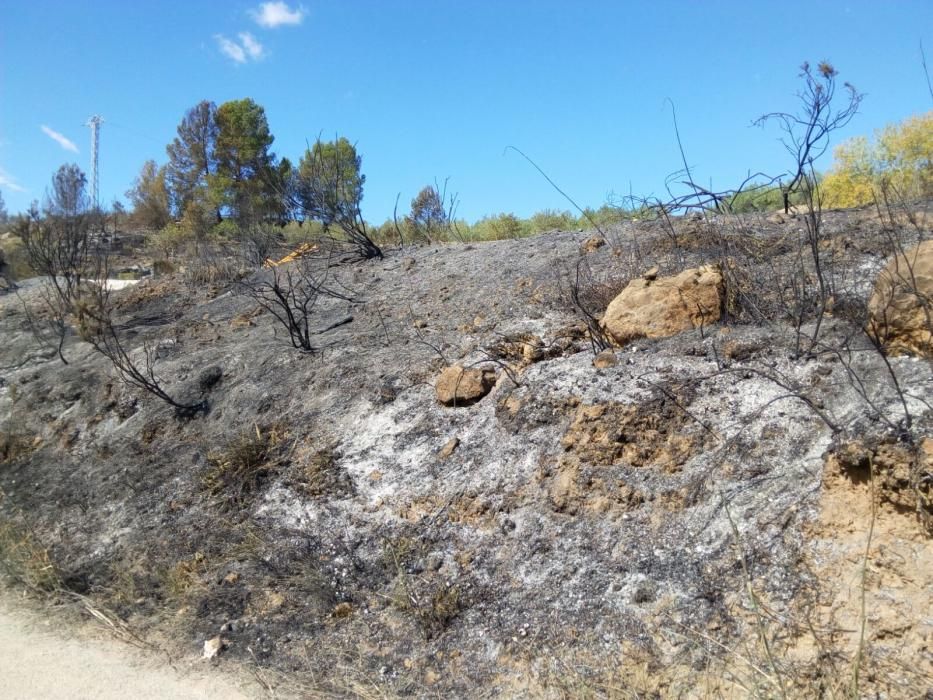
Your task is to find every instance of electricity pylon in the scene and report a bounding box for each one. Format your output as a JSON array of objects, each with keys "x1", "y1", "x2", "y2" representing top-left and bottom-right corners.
[{"x1": 86, "y1": 115, "x2": 104, "y2": 211}]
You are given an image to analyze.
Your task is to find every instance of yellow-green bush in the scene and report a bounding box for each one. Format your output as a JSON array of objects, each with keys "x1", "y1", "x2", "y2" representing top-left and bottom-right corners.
[
  {"x1": 822, "y1": 111, "x2": 932, "y2": 208},
  {"x1": 0, "y1": 234, "x2": 34, "y2": 280},
  {"x1": 147, "y1": 223, "x2": 197, "y2": 258},
  {"x1": 467, "y1": 213, "x2": 530, "y2": 241},
  {"x1": 529, "y1": 209, "x2": 576, "y2": 233}
]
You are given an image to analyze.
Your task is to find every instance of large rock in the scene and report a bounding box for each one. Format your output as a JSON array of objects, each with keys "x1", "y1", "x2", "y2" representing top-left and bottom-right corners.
[
  {"x1": 435, "y1": 365, "x2": 497, "y2": 406},
  {"x1": 601, "y1": 264, "x2": 723, "y2": 345},
  {"x1": 867, "y1": 240, "x2": 933, "y2": 357}
]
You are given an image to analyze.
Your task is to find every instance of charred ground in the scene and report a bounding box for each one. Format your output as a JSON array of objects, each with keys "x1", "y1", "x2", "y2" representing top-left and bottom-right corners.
[{"x1": 1, "y1": 205, "x2": 931, "y2": 697}]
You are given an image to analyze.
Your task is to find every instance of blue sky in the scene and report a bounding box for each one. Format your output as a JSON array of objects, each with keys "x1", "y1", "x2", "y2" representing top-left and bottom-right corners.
[{"x1": 1, "y1": 1, "x2": 931, "y2": 221}]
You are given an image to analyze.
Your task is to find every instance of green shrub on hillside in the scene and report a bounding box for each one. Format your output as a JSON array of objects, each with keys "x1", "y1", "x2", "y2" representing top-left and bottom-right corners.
[
  {"x1": 821, "y1": 111, "x2": 933, "y2": 208},
  {"x1": 728, "y1": 183, "x2": 807, "y2": 213},
  {"x1": 0, "y1": 235, "x2": 34, "y2": 281},
  {"x1": 468, "y1": 213, "x2": 530, "y2": 240},
  {"x1": 529, "y1": 209, "x2": 576, "y2": 233},
  {"x1": 575, "y1": 205, "x2": 627, "y2": 229}
]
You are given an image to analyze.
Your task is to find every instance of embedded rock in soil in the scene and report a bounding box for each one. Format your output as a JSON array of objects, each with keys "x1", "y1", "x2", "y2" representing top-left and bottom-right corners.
[
  {"x1": 437, "y1": 436, "x2": 460, "y2": 460},
  {"x1": 592, "y1": 350, "x2": 618, "y2": 368},
  {"x1": 581, "y1": 235, "x2": 605, "y2": 253},
  {"x1": 601, "y1": 264, "x2": 723, "y2": 346},
  {"x1": 435, "y1": 365, "x2": 497, "y2": 406},
  {"x1": 202, "y1": 636, "x2": 227, "y2": 659},
  {"x1": 867, "y1": 240, "x2": 933, "y2": 357}
]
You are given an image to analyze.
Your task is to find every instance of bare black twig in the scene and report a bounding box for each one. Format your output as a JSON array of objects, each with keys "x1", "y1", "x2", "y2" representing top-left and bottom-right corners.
[
  {"x1": 239, "y1": 250, "x2": 356, "y2": 353},
  {"x1": 505, "y1": 146, "x2": 609, "y2": 243},
  {"x1": 296, "y1": 135, "x2": 383, "y2": 260},
  {"x1": 755, "y1": 61, "x2": 863, "y2": 213},
  {"x1": 558, "y1": 257, "x2": 616, "y2": 354},
  {"x1": 921, "y1": 40, "x2": 933, "y2": 106},
  {"x1": 76, "y1": 257, "x2": 205, "y2": 417}
]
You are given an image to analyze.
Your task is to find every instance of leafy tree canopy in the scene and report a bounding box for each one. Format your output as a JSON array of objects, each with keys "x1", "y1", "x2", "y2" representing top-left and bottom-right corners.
[
  {"x1": 297, "y1": 137, "x2": 364, "y2": 228},
  {"x1": 406, "y1": 185, "x2": 448, "y2": 242},
  {"x1": 166, "y1": 100, "x2": 219, "y2": 218},
  {"x1": 212, "y1": 98, "x2": 277, "y2": 225},
  {"x1": 126, "y1": 160, "x2": 172, "y2": 230}
]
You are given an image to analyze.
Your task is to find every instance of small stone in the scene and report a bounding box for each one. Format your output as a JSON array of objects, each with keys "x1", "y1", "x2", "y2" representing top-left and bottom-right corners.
[
  {"x1": 581, "y1": 235, "x2": 606, "y2": 253},
  {"x1": 632, "y1": 583, "x2": 655, "y2": 604},
  {"x1": 435, "y1": 365, "x2": 497, "y2": 406},
  {"x1": 260, "y1": 591, "x2": 285, "y2": 613},
  {"x1": 437, "y1": 436, "x2": 460, "y2": 460},
  {"x1": 202, "y1": 636, "x2": 227, "y2": 659},
  {"x1": 592, "y1": 351, "x2": 618, "y2": 369}
]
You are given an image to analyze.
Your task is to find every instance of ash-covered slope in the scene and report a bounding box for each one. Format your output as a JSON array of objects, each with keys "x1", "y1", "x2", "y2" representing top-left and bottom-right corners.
[{"x1": 1, "y1": 211, "x2": 930, "y2": 697}]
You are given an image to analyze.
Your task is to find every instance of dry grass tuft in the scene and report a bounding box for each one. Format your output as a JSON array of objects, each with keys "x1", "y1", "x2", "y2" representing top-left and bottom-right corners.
[
  {"x1": 161, "y1": 552, "x2": 209, "y2": 602},
  {"x1": 0, "y1": 431, "x2": 37, "y2": 464},
  {"x1": 296, "y1": 446, "x2": 354, "y2": 498},
  {"x1": 202, "y1": 423, "x2": 290, "y2": 510},
  {"x1": 0, "y1": 494, "x2": 62, "y2": 593}
]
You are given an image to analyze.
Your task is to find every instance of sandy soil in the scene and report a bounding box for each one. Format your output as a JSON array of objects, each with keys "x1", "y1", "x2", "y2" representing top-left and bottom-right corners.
[{"x1": 0, "y1": 595, "x2": 257, "y2": 700}]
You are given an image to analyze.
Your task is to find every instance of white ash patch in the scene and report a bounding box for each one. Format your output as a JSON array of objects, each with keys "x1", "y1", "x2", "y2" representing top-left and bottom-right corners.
[
  {"x1": 336, "y1": 389, "x2": 438, "y2": 504},
  {"x1": 256, "y1": 483, "x2": 321, "y2": 530}
]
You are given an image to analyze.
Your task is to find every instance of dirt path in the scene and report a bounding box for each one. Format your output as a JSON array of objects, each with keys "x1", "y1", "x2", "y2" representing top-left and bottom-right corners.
[{"x1": 0, "y1": 596, "x2": 257, "y2": 700}]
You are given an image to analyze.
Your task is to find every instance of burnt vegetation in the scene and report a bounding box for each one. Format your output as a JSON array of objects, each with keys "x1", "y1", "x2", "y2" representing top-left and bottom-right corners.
[{"x1": 0, "y1": 61, "x2": 931, "y2": 698}]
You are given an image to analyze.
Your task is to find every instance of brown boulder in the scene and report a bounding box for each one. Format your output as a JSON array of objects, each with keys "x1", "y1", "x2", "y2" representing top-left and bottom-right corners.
[
  {"x1": 867, "y1": 240, "x2": 933, "y2": 357},
  {"x1": 601, "y1": 265, "x2": 723, "y2": 345},
  {"x1": 435, "y1": 366, "x2": 497, "y2": 406}
]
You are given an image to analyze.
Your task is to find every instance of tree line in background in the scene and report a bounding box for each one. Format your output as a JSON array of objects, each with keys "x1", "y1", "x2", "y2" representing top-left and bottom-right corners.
[
  {"x1": 124, "y1": 97, "x2": 380, "y2": 259},
  {"x1": 124, "y1": 100, "x2": 933, "y2": 243},
  {"x1": 1, "y1": 100, "x2": 930, "y2": 270},
  {"x1": 126, "y1": 101, "x2": 351, "y2": 226}
]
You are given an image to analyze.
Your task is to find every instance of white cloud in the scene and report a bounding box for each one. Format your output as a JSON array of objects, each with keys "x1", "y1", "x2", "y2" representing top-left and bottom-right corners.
[
  {"x1": 40, "y1": 125, "x2": 79, "y2": 153},
  {"x1": 251, "y1": 1, "x2": 304, "y2": 28},
  {"x1": 239, "y1": 32, "x2": 264, "y2": 60},
  {"x1": 0, "y1": 166, "x2": 26, "y2": 193},
  {"x1": 215, "y1": 34, "x2": 247, "y2": 64},
  {"x1": 216, "y1": 33, "x2": 265, "y2": 64}
]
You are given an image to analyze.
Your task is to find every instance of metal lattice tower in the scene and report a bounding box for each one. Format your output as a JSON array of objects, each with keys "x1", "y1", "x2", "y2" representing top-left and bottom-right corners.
[{"x1": 86, "y1": 115, "x2": 103, "y2": 210}]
